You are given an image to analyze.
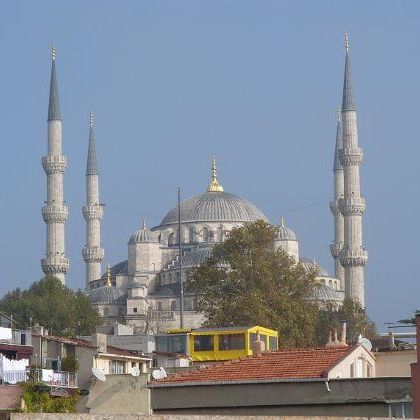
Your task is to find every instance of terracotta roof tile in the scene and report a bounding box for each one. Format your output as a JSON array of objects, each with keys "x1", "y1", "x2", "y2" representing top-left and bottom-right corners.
[{"x1": 155, "y1": 346, "x2": 355, "y2": 385}]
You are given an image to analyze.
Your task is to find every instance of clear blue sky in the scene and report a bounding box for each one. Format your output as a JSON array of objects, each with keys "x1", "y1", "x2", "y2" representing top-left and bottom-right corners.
[{"x1": 0, "y1": 1, "x2": 418, "y2": 330}]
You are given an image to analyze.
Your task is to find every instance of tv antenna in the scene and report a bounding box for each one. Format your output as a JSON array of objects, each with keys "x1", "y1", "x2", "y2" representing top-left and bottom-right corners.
[
  {"x1": 129, "y1": 366, "x2": 140, "y2": 377},
  {"x1": 92, "y1": 368, "x2": 106, "y2": 382},
  {"x1": 151, "y1": 367, "x2": 167, "y2": 380}
]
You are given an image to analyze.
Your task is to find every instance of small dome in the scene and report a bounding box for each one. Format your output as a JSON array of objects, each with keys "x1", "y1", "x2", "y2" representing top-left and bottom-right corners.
[
  {"x1": 100, "y1": 260, "x2": 128, "y2": 280},
  {"x1": 312, "y1": 283, "x2": 344, "y2": 302},
  {"x1": 89, "y1": 286, "x2": 127, "y2": 305},
  {"x1": 276, "y1": 218, "x2": 297, "y2": 241},
  {"x1": 300, "y1": 257, "x2": 329, "y2": 276},
  {"x1": 129, "y1": 221, "x2": 156, "y2": 244}
]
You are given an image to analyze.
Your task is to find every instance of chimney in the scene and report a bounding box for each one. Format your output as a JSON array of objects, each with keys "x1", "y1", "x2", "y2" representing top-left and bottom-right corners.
[
  {"x1": 339, "y1": 321, "x2": 348, "y2": 347},
  {"x1": 93, "y1": 333, "x2": 107, "y2": 353},
  {"x1": 388, "y1": 331, "x2": 396, "y2": 350},
  {"x1": 332, "y1": 328, "x2": 338, "y2": 346},
  {"x1": 32, "y1": 324, "x2": 44, "y2": 336},
  {"x1": 251, "y1": 333, "x2": 266, "y2": 355},
  {"x1": 325, "y1": 330, "x2": 333, "y2": 348}
]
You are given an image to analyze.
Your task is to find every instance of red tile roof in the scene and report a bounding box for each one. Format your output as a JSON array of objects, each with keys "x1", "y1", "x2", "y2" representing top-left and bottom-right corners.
[{"x1": 154, "y1": 346, "x2": 355, "y2": 385}]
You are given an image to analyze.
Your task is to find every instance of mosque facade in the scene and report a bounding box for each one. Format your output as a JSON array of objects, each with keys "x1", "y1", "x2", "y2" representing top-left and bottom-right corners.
[{"x1": 41, "y1": 36, "x2": 367, "y2": 333}]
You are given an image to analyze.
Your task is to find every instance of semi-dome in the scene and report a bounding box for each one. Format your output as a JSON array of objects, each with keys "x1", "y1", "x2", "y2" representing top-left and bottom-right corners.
[
  {"x1": 129, "y1": 221, "x2": 156, "y2": 244},
  {"x1": 312, "y1": 283, "x2": 344, "y2": 302},
  {"x1": 154, "y1": 159, "x2": 268, "y2": 229},
  {"x1": 276, "y1": 218, "x2": 297, "y2": 241},
  {"x1": 89, "y1": 286, "x2": 127, "y2": 305},
  {"x1": 300, "y1": 257, "x2": 329, "y2": 276}
]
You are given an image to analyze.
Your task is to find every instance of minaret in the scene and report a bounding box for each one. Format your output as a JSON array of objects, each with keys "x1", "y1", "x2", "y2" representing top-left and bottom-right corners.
[
  {"x1": 41, "y1": 45, "x2": 70, "y2": 284},
  {"x1": 338, "y1": 34, "x2": 368, "y2": 306},
  {"x1": 329, "y1": 109, "x2": 345, "y2": 283},
  {"x1": 82, "y1": 112, "x2": 104, "y2": 290}
]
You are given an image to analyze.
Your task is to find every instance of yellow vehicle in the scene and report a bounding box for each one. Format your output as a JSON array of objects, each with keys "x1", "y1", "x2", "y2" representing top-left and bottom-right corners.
[{"x1": 155, "y1": 325, "x2": 278, "y2": 362}]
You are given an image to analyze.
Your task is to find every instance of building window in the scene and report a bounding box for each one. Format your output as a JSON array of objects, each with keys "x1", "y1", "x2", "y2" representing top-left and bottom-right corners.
[
  {"x1": 188, "y1": 227, "x2": 194, "y2": 244},
  {"x1": 219, "y1": 334, "x2": 245, "y2": 351},
  {"x1": 389, "y1": 402, "x2": 413, "y2": 418},
  {"x1": 133, "y1": 308, "x2": 138, "y2": 313},
  {"x1": 269, "y1": 336, "x2": 278, "y2": 351},
  {"x1": 168, "y1": 232, "x2": 174, "y2": 246},
  {"x1": 202, "y1": 227, "x2": 209, "y2": 242},
  {"x1": 194, "y1": 335, "x2": 214, "y2": 351},
  {"x1": 109, "y1": 360, "x2": 125, "y2": 374}
]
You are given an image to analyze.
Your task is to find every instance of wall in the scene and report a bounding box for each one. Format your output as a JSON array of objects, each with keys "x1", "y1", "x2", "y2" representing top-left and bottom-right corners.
[
  {"x1": 75, "y1": 346, "x2": 95, "y2": 389},
  {"x1": 375, "y1": 350, "x2": 415, "y2": 377},
  {"x1": 150, "y1": 377, "x2": 411, "y2": 417},
  {"x1": 328, "y1": 345, "x2": 376, "y2": 378}
]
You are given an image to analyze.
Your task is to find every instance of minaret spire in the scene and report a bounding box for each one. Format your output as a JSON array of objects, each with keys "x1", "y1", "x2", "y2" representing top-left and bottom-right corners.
[
  {"x1": 338, "y1": 34, "x2": 368, "y2": 306},
  {"x1": 83, "y1": 112, "x2": 105, "y2": 290},
  {"x1": 207, "y1": 157, "x2": 224, "y2": 192},
  {"x1": 41, "y1": 46, "x2": 69, "y2": 283},
  {"x1": 330, "y1": 108, "x2": 345, "y2": 283}
]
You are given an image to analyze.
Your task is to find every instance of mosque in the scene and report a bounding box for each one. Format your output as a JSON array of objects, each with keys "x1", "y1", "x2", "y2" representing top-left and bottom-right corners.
[{"x1": 41, "y1": 36, "x2": 367, "y2": 333}]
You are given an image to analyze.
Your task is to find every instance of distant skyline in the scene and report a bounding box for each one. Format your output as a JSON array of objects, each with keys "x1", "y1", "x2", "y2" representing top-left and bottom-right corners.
[{"x1": 1, "y1": 1, "x2": 419, "y2": 330}]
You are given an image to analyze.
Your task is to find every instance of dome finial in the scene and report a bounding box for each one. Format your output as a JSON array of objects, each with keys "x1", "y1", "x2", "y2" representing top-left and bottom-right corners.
[
  {"x1": 51, "y1": 43, "x2": 56, "y2": 61},
  {"x1": 89, "y1": 111, "x2": 94, "y2": 128},
  {"x1": 106, "y1": 263, "x2": 112, "y2": 287},
  {"x1": 207, "y1": 157, "x2": 224, "y2": 192},
  {"x1": 344, "y1": 33, "x2": 349, "y2": 52},
  {"x1": 142, "y1": 219, "x2": 146, "y2": 230},
  {"x1": 280, "y1": 217, "x2": 285, "y2": 227}
]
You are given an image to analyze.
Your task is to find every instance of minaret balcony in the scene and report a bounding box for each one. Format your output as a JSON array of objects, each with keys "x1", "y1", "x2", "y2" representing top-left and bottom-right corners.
[
  {"x1": 42, "y1": 155, "x2": 67, "y2": 174},
  {"x1": 329, "y1": 242, "x2": 343, "y2": 258},
  {"x1": 339, "y1": 147, "x2": 363, "y2": 166},
  {"x1": 339, "y1": 248, "x2": 368, "y2": 267},
  {"x1": 329, "y1": 200, "x2": 340, "y2": 215},
  {"x1": 82, "y1": 247, "x2": 105, "y2": 263},
  {"x1": 41, "y1": 256, "x2": 70, "y2": 274},
  {"x1": 339, "y1": 197, "x2": 366, "y2": 216},
  {"x1": 42, "y1": 205, "x2": 68, "y2": 223},
  {"x1": 82, "y1": 205, "x2": 104, "y2": 220}
]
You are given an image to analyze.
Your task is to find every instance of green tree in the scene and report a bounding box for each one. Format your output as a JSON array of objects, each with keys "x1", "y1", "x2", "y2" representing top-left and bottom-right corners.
[
  {"x1": 315, "y1": 298, "x2": 377, "y2": 345},
  {"x1": 188, "y1": 220, "x2": 320, "y2": 347},
  {"x1": 0, "y1": 277, "x2": 101, "y2": 336}
]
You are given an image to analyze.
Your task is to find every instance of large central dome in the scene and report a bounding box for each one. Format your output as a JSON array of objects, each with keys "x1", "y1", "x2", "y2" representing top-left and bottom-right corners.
[
  {"x1": 154, "y1": 158, "x2": 268, "y2": 228},
  {"x1": 156, "y1": 191, "x2": 268, "y2": 227}
]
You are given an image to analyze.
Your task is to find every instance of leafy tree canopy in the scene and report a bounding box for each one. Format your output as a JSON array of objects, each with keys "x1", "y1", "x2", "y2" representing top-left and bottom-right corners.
[
  {"x1": 188, "y1": 220, "x2": 376, "y2": 348},
  {"x1": 0, "y1": 277, "x2": 100, "y2": 337}
]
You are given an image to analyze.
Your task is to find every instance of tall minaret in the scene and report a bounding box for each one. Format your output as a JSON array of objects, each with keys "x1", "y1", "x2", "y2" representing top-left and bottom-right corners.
[
  {"x1": 82, "y1": 112, "x2": 104, "y2": 290},
  {"x1": 41, "y1": 45, "x2": 70, "y2": 284},
  {"x1": 338, "y1": 34, "x2": 368, "y2": 306},
  {"x1": 329, "y1": 109, "x2": 345, "y2": 284}
]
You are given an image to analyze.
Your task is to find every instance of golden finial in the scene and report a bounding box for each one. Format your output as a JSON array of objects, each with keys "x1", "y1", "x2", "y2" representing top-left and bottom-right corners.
[
  {"x1": 106, "y1": 264, "x2": 112, "y2": 287},
  {"x1": 344, "y1": 33, "x2": 349, "y2": 52},
  {"x1": 336, "y1": 107, "x2": 341, "y2": 122},
  {"x1": 51, "y1": 43, "x2": 56, "y2": 61},
  {"x1": 89, "y1": 111, "x2": 94, "y2": 128},
  {"x1": 207, "y1": 157, "x2": 224, "y2": 192},
  {"x1": 142, "y1": 219, "x2": 146, "y2": 230},
  {"x1": 280, "y1": 217, "x2": 285, "y2": 227}
]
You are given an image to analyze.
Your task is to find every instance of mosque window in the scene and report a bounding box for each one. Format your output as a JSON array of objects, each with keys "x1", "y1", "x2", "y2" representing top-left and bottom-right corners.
[
  {"x1": 208, "y1": 230, "x2": 215, "y2": 242},
  {"x1": 103, "y1": 308, "x2": 109, "y2": 317},
  {"x1": 217, "y1": 226, "x2": 223, "y2": 242},
  {"x1": 189, "y1": 227, "x2": 194, "y2": 244},
  {"x1": 168, "y1": 233, "x2": 174, "y2": 246},
  {"x1": 133, "y1": 308, "x2": 138, "y2": 313},
  {"x1": 329, "y1": 280, "x2": 333, "y2": 288},
  {"x1": 157, "y1": 302, "x2": 163, "y2": 311},
  {"x1": 203, "y1": 227, "x2": 209, "y2": 242},
  {"x1": 170, "y1": 301, "x2": 177, "y2": 311}
]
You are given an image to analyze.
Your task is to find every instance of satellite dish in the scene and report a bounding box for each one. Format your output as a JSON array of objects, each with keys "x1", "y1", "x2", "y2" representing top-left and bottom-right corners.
[
  {"x1": 92, "y1": 368, "x2": 106, "y2": 382},
  {"x1": 152, "y1": 367, "x2": 167, "y2": 380},
  {"x1": 360, "y1": 337, "x2": 372, "y2": 352},
  {"x1": 130, "y1": 367, "x2": 140, "y2": 377}
]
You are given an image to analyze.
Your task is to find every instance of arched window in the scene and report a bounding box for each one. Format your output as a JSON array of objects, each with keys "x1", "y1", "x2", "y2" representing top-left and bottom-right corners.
[
  {"x1": 189, "y1": 227, "x2": 194, "y2": 244},
  {"x1": 208, "y1": 230, "x2": 214, "y2": 242},
  {"x1": 202, "y1": 227, "x2": 209, "y2": 242},
  {"x1": 217, "y1": 226, "x2": 223, "y2": 242},
  {"x1": 168, "y1": 232, "x2": 174, "y2": 246},
  {"x1": 329, "y1": 280, "x2": 333, "y2": 288},
  {"x1": 170, "y1": 301, "x2": 177, "y2": 311},
  {"x1": 335, "y1": 281, "x2": 338, "y2": 290},
  {"x1": 158, "y1": 234, "x2": 161, "y2": 243}
]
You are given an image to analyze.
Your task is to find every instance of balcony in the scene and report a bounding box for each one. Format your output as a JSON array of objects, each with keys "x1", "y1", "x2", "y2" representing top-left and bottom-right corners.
[
  {"x1": 0, "y1": 329, "x2": 32, "y2": 346},
  {"x1": 31, "y1": 369, "x2": 77, "y2": 388}
]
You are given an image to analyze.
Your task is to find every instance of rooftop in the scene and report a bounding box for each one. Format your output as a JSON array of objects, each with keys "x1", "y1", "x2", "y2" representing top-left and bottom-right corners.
[{"x1": 152, "y1": 346, "x2": 355, "y2": 385}]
